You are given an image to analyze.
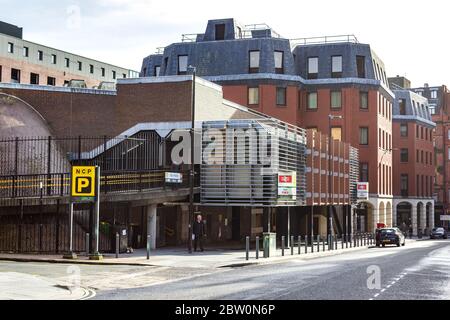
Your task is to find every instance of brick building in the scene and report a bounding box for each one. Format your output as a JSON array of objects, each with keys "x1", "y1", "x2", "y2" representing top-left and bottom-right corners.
[
  {"x1": 0, "y1": 21, "x2": 138, "y2": 89},
  {"x1": 411, "y1": 83, "x2": 450, "y2": 228},
  {"x1": 141, "y1": 18, "x2": 394, "y2": 232},
  {"x1": 391, "y1": 88, "x2": 435, "y2": 235},
  {"x1": 0, "y1": 76, "x2": 358, "y2": 253}
]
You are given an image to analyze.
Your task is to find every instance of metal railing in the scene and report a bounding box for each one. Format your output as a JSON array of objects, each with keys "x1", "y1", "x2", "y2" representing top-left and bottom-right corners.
[
  {"x1": 0, "y1": 170, "x2": 193, "y2": 200},
  {"x1": 291, "y1": 34, "x2": 359, "y2": 48}
]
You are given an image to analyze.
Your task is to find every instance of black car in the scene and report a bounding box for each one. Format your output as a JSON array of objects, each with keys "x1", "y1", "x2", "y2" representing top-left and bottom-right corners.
[
  {"x1": 379, "y1": 228, "x2": 406, "y2": 247},
  {"x1": 430, "y1": 227, "x2": 448, "y2": 239}
]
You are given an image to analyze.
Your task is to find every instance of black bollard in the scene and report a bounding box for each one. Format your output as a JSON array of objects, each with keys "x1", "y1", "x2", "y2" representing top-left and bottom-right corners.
[
  {"x1": 256, "y1": 236, "x2": 259, "y2": 260},
  {"x1": 246, "y1": 236, "x2": 250, "y2": 260},
  {"x1": 291, "y1": 236, "x2": 294, "y2": 256},
  {"x1": 305, "y1": 235, "x2": 308, "y2": 254},
  {"x1": 282, "y1": 236, "x2": 285, "y2": 257},
  {"x1": 298, "y1": 236, "x2": 301, "y2": 255}
]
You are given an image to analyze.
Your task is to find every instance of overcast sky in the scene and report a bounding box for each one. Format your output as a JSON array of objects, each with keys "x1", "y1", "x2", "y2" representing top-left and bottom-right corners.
[{"x1": 1, "y1": 0, "x2": 449, "y2": 87}]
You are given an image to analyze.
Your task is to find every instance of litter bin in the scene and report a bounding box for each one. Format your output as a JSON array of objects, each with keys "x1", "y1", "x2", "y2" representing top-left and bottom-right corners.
[{"x1": 263, "y1": 233, "x2": 276, "y2": 258}]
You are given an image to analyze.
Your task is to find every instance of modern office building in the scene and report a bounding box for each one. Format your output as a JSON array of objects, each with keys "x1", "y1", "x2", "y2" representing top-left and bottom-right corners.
[
  {"x1": 0, "y1": 21, "x2": 138, "y2": 88},
  {"x1": 141, "y1": 18, "x2": 394, "y2": 232}
]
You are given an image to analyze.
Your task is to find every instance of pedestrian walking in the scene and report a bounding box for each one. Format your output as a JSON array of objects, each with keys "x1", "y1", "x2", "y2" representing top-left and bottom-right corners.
[{"x1": 193, "y1": 214, "x2": 206, "y2": 252}]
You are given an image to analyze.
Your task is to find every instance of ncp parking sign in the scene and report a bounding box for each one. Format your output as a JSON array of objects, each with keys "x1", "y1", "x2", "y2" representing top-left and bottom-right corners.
[{"x1": 71, "y1": 166, "x2": 96, "y2": 198}]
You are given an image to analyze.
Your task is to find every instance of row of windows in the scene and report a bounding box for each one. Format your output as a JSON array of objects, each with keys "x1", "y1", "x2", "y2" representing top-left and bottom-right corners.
[
  {"x1": 247, "y1": 86, "x2": 287, "y2": 106},
  {"x1": 360, "y1": 162, "x2": 392, "y2": 195},
  {"x1": 307, "y1": 55, "x2": 366, "y2": 79},
  {"x1": 399, "y1": 148, "x2": 433, "y2": 165},
  {"x1": 0, "y1": 66, "x2": 57, "y2": 86},
  {"x1": 7, "y1": 42, "x2": 124, "y2": 79},
  {"x1": 378, "y1": 93, "x2": 391, "y2": 121},
  {"x1": 306, "y1": 91, "x2": 369, "y2": 110},
  {"x1": 400, "y1": 174, "x2": 433, "y2": 198},
  {"x1": 379, "y1": 129, "x2": 392, "y2": 150},
  {"x1": 399, "y1": 123, "x2": 433, "y2": 141}
]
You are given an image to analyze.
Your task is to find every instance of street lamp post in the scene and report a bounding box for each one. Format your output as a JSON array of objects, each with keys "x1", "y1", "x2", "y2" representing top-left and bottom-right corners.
[
  {"x1": 188, "y1": 66, "x2": 196, "y2": 254},
  {"x1": 328, "y1": 115, "x2": 343, "y2": 240}
]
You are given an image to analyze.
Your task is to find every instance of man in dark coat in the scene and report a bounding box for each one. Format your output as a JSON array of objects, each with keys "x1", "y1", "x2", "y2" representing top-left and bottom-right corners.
[{"x1": 193, "y1": 214, "x2": 206, "y2": 252}]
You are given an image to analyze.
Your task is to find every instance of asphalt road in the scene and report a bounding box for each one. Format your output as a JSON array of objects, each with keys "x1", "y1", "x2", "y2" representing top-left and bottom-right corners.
[{"x1": 94, "y1": 239, "x2": 450, "y2": 300}]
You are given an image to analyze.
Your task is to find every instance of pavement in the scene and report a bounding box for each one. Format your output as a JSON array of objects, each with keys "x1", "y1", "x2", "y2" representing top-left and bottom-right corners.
[{"x1": 0, "y1": 239, "x2": 374, "y2": 269}]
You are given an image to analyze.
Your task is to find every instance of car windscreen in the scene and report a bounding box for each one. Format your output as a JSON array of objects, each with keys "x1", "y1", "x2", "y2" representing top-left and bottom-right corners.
[
  {"x1": 435, "y1": 228, "x2": 445, "y2": 232},
  {"x1": 381, "y1": 229, "x2": 395, "y2": 235}
]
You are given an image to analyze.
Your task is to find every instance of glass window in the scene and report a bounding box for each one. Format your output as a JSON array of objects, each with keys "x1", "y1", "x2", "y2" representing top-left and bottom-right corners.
[
  {"x1": 359, "y1": 127, "x2": 369, "y2": 145},
  {"x1": 331, "y1": 91, "x2": 342, "y2": 109},
  {"x1": 331, "y1": 56, "x2": 342, "y2": 78},
  {"x1": 51, "y1": 54, "x2": 57, "y2": 64},
  {"x1": 155, "y1": 66, "x2": 161, "y2": 76},
  {"x1": 399, "y1": 99, "x2": 406, "y2": 115},
  {"x1": 30, "y1": 73, "x2": 39, "y2": 85},
  {"x1": 276, "y1": 87, "x2": 286, "y2": 106},
  {"x1": 400, "y1": 123, "x2": 408, "y2": 137},
  {"x1": 38, "y1": 50, "x2": 43, "y2": 61},
  {"x1": 307, "y1": 92, "x2": 317, "y2": 110},
  {"x1": 11, "y1": 68, "x2": 20, "y2": 83},
  {"x1": 248, "y1": 87, "x2": 259, "y2": 105},
  {"x1": 308, "y1": 57, "x2": 318, "y2": 79},
  {"x1": 331, "y1": 127, "x2": 342, "y2": 141},
  {"x1": 178, "y1": 55, "x2": 188, "y2": 75},
  {"x1": 23, "y1": 47, "x2": 29, "y2": 57},
  {"x1": 65, "y1": 58, "x2": 70, "y2": 68},
  {"x1": 215, "y1": 24, "x2": 225, "y2": 41},
  {"x1": 431, "y1": 90, "x2": 437, "y2": 99},
  {"x1": 400, "y1": 149, "x2": 409, "y2": 163},
  {"x1": 249, "y1": 51, "x2": 260, "y2": 73},
  {"x1": 356, "y1": 55, "x2": 365, "y2": 78},
  {"x1": 112, "y1": 70, "x2": 116, "y2": 79},
  {"x1": 401, "y1": 174, "x2": 409, "y2": 196},
  {"x1": 90, "y1": 64, "x2": 94, "y2": 74},
  {"x1": 47, "y1": 76, "x2": 56, "y2": 86},
  {"x1": 7, "y1": 42, "x2": 13, "y2": 53},
  {"x1": 78, "y1": 61, "x2": 82, "y2": 71},
  {"x1": 360, "y1": 163, "x2": 369, "y2": 182},
  {"x1": 360, "y1": 92, "x2": 368, "y2": 110},
  {"x1": 274, "y1": 51, "x2": 284, "y2": 74},
  {"x1": 101, "y1": 68, "x2": 105, "y2": 77}
]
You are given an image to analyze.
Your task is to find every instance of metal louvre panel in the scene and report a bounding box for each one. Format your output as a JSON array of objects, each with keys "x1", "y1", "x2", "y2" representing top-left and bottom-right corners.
[
  {"x1": 201, "y1": 119, "x2": 306, "y2": 206},
  {"x1": 349, "y1": 146, "x2": 359, "y2": 204}
]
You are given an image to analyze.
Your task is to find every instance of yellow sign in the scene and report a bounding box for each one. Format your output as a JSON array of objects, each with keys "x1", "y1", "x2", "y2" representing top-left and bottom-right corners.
[{"x1": 71, "y1": 166, "x2": 96, "y2": 197}]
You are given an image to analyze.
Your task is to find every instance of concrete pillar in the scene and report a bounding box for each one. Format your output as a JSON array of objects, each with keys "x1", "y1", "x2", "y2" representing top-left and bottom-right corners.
[
  {"x1": 420, "y1": 206, "x2": 427, "y2": 234},
  {"x1": 392, "y1": 205, "x2": 397, "y2": 227},
  {"x1": 147, "y1": 204, "x2": 157, "y2": 250},
  {"x1": 412, "y1": 205, "x2": 418, "y2": 237},
  {"x1": 430, "y1": 205, "x2": 435, "y2": 229}
]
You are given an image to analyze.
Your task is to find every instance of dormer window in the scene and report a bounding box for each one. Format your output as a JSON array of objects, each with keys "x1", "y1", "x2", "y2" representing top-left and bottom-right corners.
[
  {"x1": 274, "y1": 51, "x2": 284, "y2": 74},
  {"x1": 399, "y1": 99, "x2": 406, "y2": 115},
  {"x1": 155, "y1": 66, "x2": 161, "y2": 76},
  {"x1": 249, "y1": 51, "x2": 260, "y2": 73},
  {"x1": 307, "y1": 57, "x2": 318, "y2": 79},
  {"x1": 215, "y1": 24, "x2": 225, "y2": 41},
  {"x1": 356, "y1": 56, "x2": 365, "y2": 78},
  {"x1": 331, "y1": 56, "x2": 342, "y2": 78},
  {"x1": 178, "y1": 55, "x2": 188, "y2": 75}
]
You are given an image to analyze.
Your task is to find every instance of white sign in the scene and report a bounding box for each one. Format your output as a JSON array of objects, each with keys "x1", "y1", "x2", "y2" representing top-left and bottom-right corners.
[
  {"x1": 440, "y1": 215, "x2": 450, "y2": 221},
  {"x1": 357, "y1": 182, "x2": 369, "y2": 200},
  {"x1": 165, "y1": 172, "x2": 183, "y2": 184},
  {"x1": 278, "y1": 187, "x2": 297, "y2": 197}
]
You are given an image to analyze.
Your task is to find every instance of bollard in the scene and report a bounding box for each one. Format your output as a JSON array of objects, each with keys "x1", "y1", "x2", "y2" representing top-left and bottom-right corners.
[
  {"x1": 328, "y1": 235, "x2": 331, "y2": 251},
  {"x1": 85, "y1": 233, "x2": 90, "y2": 256},
  {"x1": 246, "y1": 236, "x2": 250, "y2": 261},
  {"x1": 345, "y1": 234, "x2": 348, "y2": 249},
  {"x1": 322, "y1": 236, "x2": 325, "y2": 252},
  {"x1": 146, "y1": 235, "x2": 151, "y2": 260},
  {"x1": 342, "y1": 235, "x2": 344, "y2": 250},
  {"x1": 291, "y1": 236, "x2": 294, "y2": 256},
  {"x1": 317, "y1": 235, "x2": 320, "y2": 253},
  {"x1": 298, "y1": 236, "x2": 301, "y2": 255},
  {"x1": 311, "y1": 235, "x2": 314, "y2": 253},
  {"x1": 335, "y1": 234, "x2": 338, "y2": 250},
  {"x1": 281, "y1": 236, "x2": 285, "y2": 257},
  {"x1": 305, "y1": 235, "x2": 308, "y2": 254},
  {"x1": 361, "y1": 233, "x2": 363, "y2": 247},
  {"x1": 364, "y1": 233, "x2": 367, "y2": 246},
  {"x1": 256, "y1": 236, "x2": 259, "y2": 260},
  {"x1": 115, "y1": 233, "x2": 119, "y2": 259}
]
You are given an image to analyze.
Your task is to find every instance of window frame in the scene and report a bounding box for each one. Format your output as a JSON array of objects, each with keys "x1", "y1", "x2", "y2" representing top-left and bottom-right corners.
[
  {"x1": 274, "y1": 51, "x2": 284, "y2": 74},
  {"x1": 360, "y1": 91, "x2": 368, "y2": 110},
  {"x1": 307, "y1": 92, "x2": 318, "y2": 110},
  {"x1": 276, "y1": 87, "x2": 287, "y2": 106},
  {"x1": 359, "y1": 127, "x2": 369, "y2": 146},
  {"x1": 248, "y1": 87, "x2": 260, "y2": 106},
  {"x1": 307, "y1": 57, "x2": 318, "y2": 79},
  {"x1": 177, "y1": 55, "x2": 188, "y2": 75},
  {"x1": 249, "y1": 50, "x2": 260, "y2": 74},
  {"x1": 330, "y1": 90, "x2": 342, "y2": 110},
  {"x1": 331, "y1": 55, "x2": 343, "y2": 78}
]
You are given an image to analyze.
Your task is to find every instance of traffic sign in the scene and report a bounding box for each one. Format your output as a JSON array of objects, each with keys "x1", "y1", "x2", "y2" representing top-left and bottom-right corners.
[{"x1": 71, "y1": 166, "x2": 96, "y2": 198}]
